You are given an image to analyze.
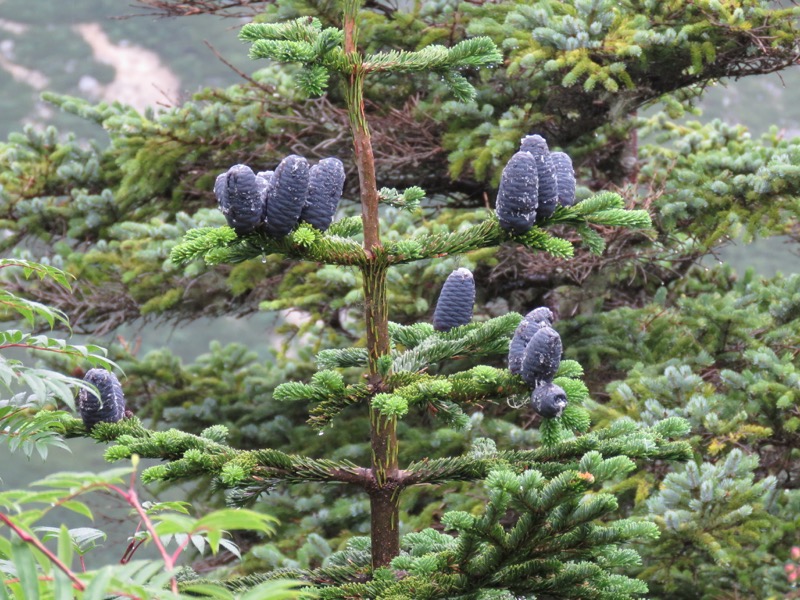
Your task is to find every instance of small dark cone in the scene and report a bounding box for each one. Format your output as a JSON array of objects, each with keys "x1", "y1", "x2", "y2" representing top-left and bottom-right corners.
[
  {"x1": 78, "y1": 368, "x2": 126, "y2": 430},
  {"x1": 496, "y1": 151, "x2": 538, "y2": 234},
  {"x1": 265, "y1": 155, "x2": 310, "y2": 237},
  {"x1": 520, "y1": 135, "x2": 558, "y2": 221},
  {"x1": 520, "y1": 326, "x2": 562, "y2": 387},
  {"x1": 508, "y1": 307, "x2": 555, "y2": 374},
  {"x1": 300, "y1": 158, "x2": 346, "y2": 231},
  {"x1": 531, "y1": 382, "x2": 568, "y2": 418},
  {"x1": 214, "y1": 165, "x2": 265, "y2": 235},
  {"x1": 433, "y1": 268, "x2": 476, "y2": 332},
  {"x1": 551, "y1": 152, "x2": 576, "y2": 207}
]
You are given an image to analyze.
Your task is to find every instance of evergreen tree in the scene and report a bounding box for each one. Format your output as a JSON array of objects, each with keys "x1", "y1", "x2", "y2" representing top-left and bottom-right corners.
[{"x1": 0, "y1": 1, "x2": 798, "y2": 598}]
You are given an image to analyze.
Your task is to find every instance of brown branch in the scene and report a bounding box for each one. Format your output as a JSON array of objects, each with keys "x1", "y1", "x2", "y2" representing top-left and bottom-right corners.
[{"x1": 203, "y1": 40, "x2": 275, "y2": 93}]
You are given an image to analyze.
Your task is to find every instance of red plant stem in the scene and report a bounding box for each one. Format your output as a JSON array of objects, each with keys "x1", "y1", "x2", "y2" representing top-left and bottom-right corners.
[
  {"x1": 0, "y1": 513, "x2": 86, "y2": 592},
  {"x1": 107, "y1": 483, "x2": 180, "y2": 594}
]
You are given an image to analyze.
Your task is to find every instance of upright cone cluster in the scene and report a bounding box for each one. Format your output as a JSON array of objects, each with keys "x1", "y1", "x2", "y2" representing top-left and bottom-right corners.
[
  {"x1": 495, "y1": 135, "x2": 577, "y2": 235},
  {"x1": 77, "y1": 368, "x2": 127, "y2": 430},
  {"x1": 215, "y1": 155, "x2": 345, "y2": 236},
  {"x1": 508, "y1": 308, "x2": 568, "y2": 418},
  {"x1": 432, "y1": 268, "x2": 476, "y2": 332}
]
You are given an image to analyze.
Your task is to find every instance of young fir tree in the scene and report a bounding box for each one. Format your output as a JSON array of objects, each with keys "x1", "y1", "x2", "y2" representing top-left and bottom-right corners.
[
  {"x1": 0, "y1": 1, "x2": 799, "y2": 597},
  {"x1": 9, "y1": 3, "x2": 695, "y2": 597}
]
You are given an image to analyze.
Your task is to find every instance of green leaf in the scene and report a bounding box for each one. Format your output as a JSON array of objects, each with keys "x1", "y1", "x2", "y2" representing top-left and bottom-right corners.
[
  {"x1": 239, "y1": 580, "x2": 317, "y2": 600},
  {"x1": 10, "y1": 537, "x2": 39, "y2": 600},
  {"x1": 60, "y1": 501, "x2": 93, "y2": 521},
  {"x1": 53, "y1": 526, "x2": 73, "y2": 600},
  {"x1": 193, "y1": 509, "x2": 277, "y2": 554},
  {"x1": 180, "y1": 583, "x2": 236, "y2": 599},
  {"x1": 82, "y1": 565, "x2": 114, "y2": 600}
]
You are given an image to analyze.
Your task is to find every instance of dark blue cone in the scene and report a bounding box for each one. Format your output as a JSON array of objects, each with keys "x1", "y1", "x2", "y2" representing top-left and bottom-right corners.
[
  {"x1": 519, "y1": 134, "x2": 549, "y2": 156},
  {"x1": 551, "y1": 151, "x2": 576, "y2": 207},
  {"x1": 215, "y1": 164, "x2": 265, "y2": 235},
  {"x1": 508, "y1": 307, "x2": 555, "y2": 374},
  {"x1": 520, "y1": 325, "x2": 562, "y2": 387},
  {"x1": 433, "y1": 268, "x2": 476, "y2": 332},
  {"x1": 525, "y1": 306, "x2": 554, "y2": 325},
  {"x1": 78, "y1": 368, "x2": 126, "y2": 430},
  {"x1": 496, "y1": 151, "x2": 538, "y2": 234},
  {"x1": 520, "y1": 135, "x2": 558, "y2": 221},
  {"x1": 265, "y1": 155, "x2": 310, "y2": 237},
  {"x1": 530, "y1": 382, "x2": 568, "y2": 418},
  {"x1": 300, "y1": 158, "x2": 345, "y2": 231}
]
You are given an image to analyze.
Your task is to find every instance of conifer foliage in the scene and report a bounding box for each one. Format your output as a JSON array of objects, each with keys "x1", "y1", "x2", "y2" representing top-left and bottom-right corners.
[
  {"x1": 28, "y1": 4, "x2": 692, "y2": 598},
  {"x1": 0, "y1": 1, "x2": 798, "y2": 598}
]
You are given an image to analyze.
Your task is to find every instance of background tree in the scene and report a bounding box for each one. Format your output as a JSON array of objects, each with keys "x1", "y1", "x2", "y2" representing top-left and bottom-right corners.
[{"x1": 0, "y1": 0, "x2": 798, "y2": 598}]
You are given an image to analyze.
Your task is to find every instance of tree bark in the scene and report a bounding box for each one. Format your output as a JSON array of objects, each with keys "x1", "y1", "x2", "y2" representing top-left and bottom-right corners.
[{"x1": 343, "y1": 0, "x2": 400, "y2": 568}]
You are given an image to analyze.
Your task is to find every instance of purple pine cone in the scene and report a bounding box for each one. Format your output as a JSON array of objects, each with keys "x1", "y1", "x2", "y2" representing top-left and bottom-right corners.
[
  {"x1": 520, "y1": 325, "x2": 562, "y2": 387},
  {"x1": 215, "y1": 165, "x2": 265, "y2": 235},
  {"x1": 433, "y1": 268, "x2": 476, "y2": 332},
  {"x1": 530, "y1": 382, "x2": 568, "y2": 418},
  {"x1": 525, "y1": 306, "x2": 554, "y2": 325},
  {"x1": 256, "y1": 170, "x2": 274, "y2": 186},
  {"x1": 508, "y1": 307, "x2": 555, "y2": 374},
  {"x1": 519, "y1": 134, "x2": 549, "y2": 156},
  {"x1": 300, "y1": 158, "x2": 345, "y2": 231},
  {"x1": 551, "y1": 152, "x2": 576, "y2": 207},
  {"x1": 496, "y1": 152, "x2": 538, "y2": 234},
  {"x1": 520, "y1": 135, "x2": 557, "y2": 221},
  {"x1": 78, "y1": 368, "x2": 126, "y2": 430},
  {"x1": 265, "y1": 155, "x2": 310, "y2": 237}
]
